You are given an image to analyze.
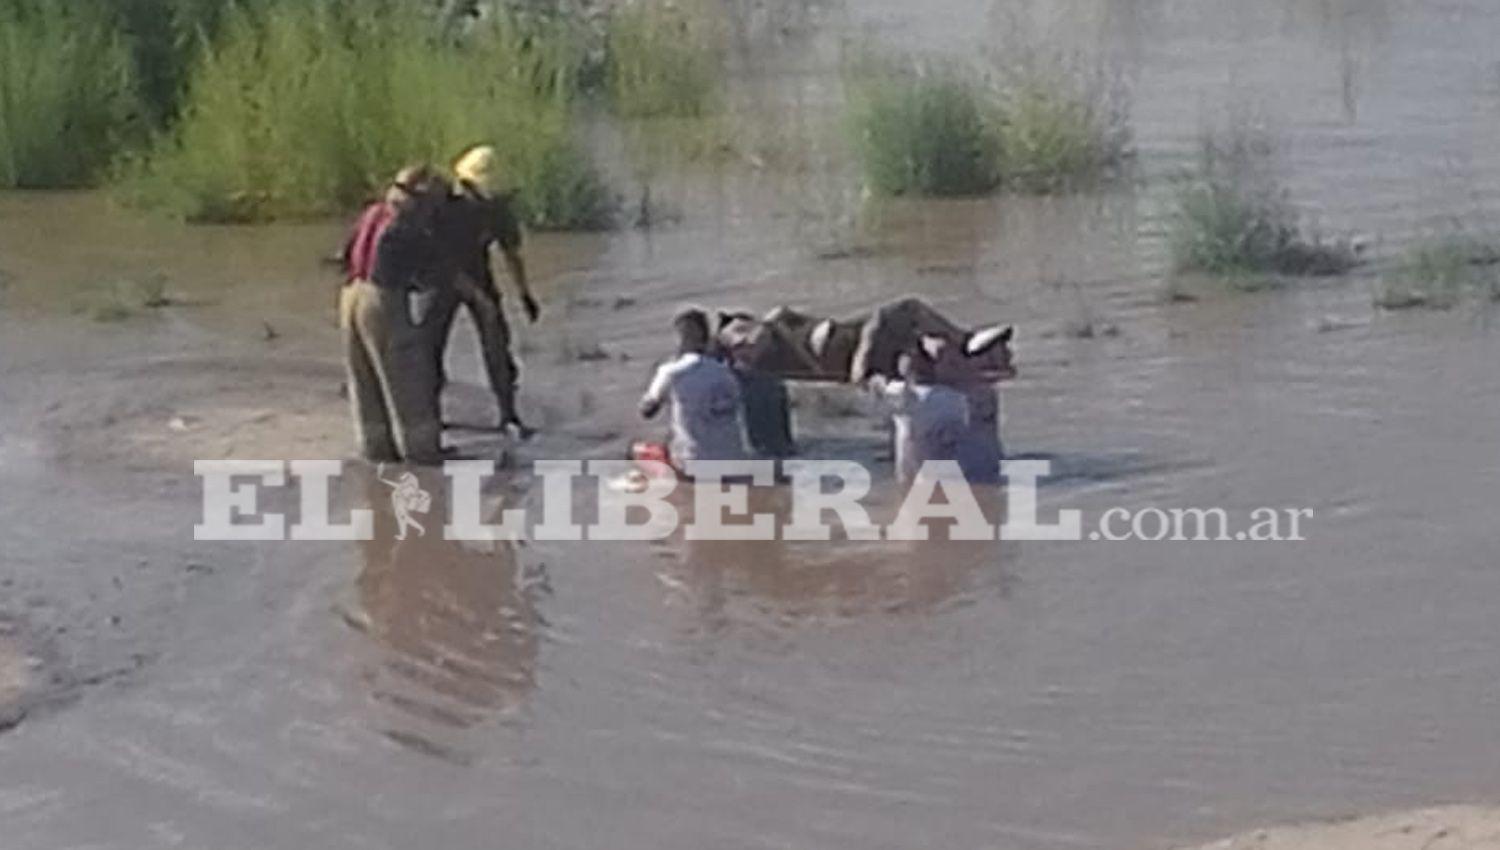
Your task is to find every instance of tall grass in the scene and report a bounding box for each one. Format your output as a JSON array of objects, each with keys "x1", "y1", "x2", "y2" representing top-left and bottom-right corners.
[
  {"x1": 843, "y1": 52, "x2": 1128, "y2": 197},
  {"x1": 109, "y1": 0, "x2": 248, "y2": 126},
  {"x1": 1374, "y1": 232, "x2": 1500, "y2": 310},
  {"x1": 1169, "y1": 122, "x2": 1357, "y2": 278},
  {"x1": 605, "y1": 0, "x2": 722, "y2": 119},
  {"x1": 846, "y1": 62, "x2": 1000, "y2": 197},
  {"x1": 123, "y1": 2, "x2": 614, "y2": 229},
  {"x1": 0, "y1": 2, "x2": 141, "y2": 188},
  {"x1": 467, "y1": 2, "x2": 597, "y2": 103},
  {"x1": 991, "y1": 67, "x2": 1129, "y2": 193}
]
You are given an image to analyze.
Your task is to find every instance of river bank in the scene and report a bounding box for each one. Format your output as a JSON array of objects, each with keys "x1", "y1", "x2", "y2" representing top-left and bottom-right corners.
[{"x1": 1180, "y1": 807, "x2": 1500, "y2": 850}]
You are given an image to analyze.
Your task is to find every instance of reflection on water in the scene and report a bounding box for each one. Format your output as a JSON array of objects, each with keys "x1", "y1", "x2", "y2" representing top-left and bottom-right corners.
[
  {"x1": 350, "y1": 466, "x2": 543, "y2": 761},
  {"x1": 646, "y1": 484, "x2": 1012, "y2": 632}
]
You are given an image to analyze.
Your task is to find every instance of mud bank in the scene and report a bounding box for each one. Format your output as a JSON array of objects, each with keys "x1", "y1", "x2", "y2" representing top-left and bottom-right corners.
[{"x1": 1180, "y1": 807, "x2": 1500, "y2": 850}]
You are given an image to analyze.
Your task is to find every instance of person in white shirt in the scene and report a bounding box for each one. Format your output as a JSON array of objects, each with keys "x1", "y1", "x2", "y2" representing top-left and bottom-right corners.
[
  {"x1": 640, "y1": 309, "x2": 748, "y2": 469},
  {"x1": 868, "y1": 338, "x2": 969, "y2": 483}
]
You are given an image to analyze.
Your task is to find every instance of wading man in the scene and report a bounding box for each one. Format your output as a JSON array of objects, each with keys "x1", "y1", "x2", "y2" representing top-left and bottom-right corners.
[
  {"x1": 341, "y1": 166, "x2": 447, "y2": 464},
  {"x1": 431, "y1": 145, "x2": 541, "y2": 438},
  {"x1": 868, "y1": 340, "x2": 969, "y2": 484},
  {"x1": 639, "y1": 309, "x2": 747, "y2": 472}
]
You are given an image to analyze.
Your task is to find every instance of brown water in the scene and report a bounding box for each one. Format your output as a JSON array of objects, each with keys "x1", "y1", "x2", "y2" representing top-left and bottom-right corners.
[{"x1": 4, "y1": 1, "x2": 1500, "y2": 848}]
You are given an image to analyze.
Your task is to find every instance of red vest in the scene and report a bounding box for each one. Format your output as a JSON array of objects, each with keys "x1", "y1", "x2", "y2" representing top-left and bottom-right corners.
[{"x1": 344, "y1": 202, "x2": 393, "y2": 282}]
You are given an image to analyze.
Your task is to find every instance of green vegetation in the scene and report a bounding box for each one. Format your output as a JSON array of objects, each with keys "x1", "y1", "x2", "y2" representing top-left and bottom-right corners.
[
  {"x1": 605, "y1": 0, "x2": 722, "y2": 119},
  {"x1": 0, "y1": 0, "x2": 734, "y2": 226},
  {"x1": 76, "y1": 275, "x2": 171, "y2": 322},
  {"x1": 1169, "y1": 124, "x2": 1358, "y2": 279},
  {"x1": 110, "y1": 0, "x2": 249, "y2": 126},
  {"x1": 992, "y1": 69, "x2": 1129, "y2": 193},
  {"x1": 846, "y1": 63, "x2": 1000, "y2": 197},
  {"x1": 0, "y1": 3, "x2": 140, "y2": 188},
  {"x1": 844, "y1": 52, "x2": 1129, "y2": 198},
  {"x1": 122, "y1": 2, "x2": 613, "y2": 228},
  {"x1": 1374, "y1": 233, "x2": 1500, "y2": 310},
  {"x1": 0, "y1": 0, "x2": 248, "y2": 187},
  {"x1": 462, "y1": 2, "x2": 597, "y2": 104}
]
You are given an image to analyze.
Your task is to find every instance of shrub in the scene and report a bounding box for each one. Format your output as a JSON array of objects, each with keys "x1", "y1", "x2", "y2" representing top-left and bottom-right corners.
[
  {"x1": 74, "y1": 275, "x2": 172, "y2": 323},
  {"x1": 122, "y1": 1, "x2": 614, "y2": 229},
  {"x1": 1170, "y1": 181, "x2": 1298, "y2": 277},
  {"x1": 1169, "y1": 124, "x2": 1358, "y2": 278},
  {"x1": 992, "y1": 69, "x2": 1128, "y2": 193},
  {"x1": 605, "y1": 0, "x2": 722, "y2": 119},
  {"x1": 519, "y1": 142, "x2": 618, "y2": 231},
  {"x1": 109, "y1": 0, "x2": 248, "y2": 126},
  {"x1": 846, "y1": 62, "x2": 1000, "y2": 197},
  {"x1": 1374, "y1": 234, "x2": 1500, "y2": 310},
  {"x1": 0, "y1": 2, "x2": 141, "y2": 188},
  {"x1": 460, "y1": 2, "x2": 597, "y2": 103},
  {"x1": 844, "y1": 52, "x2": 1129, "y2": 197}
]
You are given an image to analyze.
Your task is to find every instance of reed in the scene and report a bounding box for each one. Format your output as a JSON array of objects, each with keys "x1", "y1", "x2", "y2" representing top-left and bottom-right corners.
[
  {"x1": 845, "y1": 59, "x2": 1001, "y2": 197},
  {"x1": 1169, "y1": 123, "x2": 1358, "y2": 278},
  {"x1": 844, "y1": 51, "x2": 1128, "y2": 197},
  {"x1": 1374, "y1": 232, "x2": 1500, "y2": 310},
  {"x1": 991, "y1": 67, "x2": 1129, "y2": 193},
  {"x1": 111, "y1": 0, "x2": 247, "y2": 126},
  {"x1": 605, "y1": 0, "x2": 722, "y2": 119},
  {"x1": 0, "y1": 2, "x2": 140, "y2": 188},
  {"x1": 122, "y1": 1, "x2": 614, "y2": 229}
]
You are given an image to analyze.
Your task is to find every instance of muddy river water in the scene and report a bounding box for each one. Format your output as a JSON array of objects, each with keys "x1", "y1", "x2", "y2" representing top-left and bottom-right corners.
[{"x1": 3, "y1": 1, "x2": 1500, "y2": 848}]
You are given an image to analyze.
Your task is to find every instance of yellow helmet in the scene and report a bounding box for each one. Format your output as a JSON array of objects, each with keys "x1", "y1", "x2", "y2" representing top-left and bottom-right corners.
[{"x1": 453, "y1": 145, "x2": 502, "y2": 195}]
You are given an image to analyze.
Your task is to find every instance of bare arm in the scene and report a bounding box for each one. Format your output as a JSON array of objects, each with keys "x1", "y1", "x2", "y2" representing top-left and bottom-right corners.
[
  {"x1": 498, "y1": 245, "x2": 539, "y2": 322},
  {"x1": 640, "y1": 363, "x2": 672, "y2": 419},
  {"x1": 490, "y1": 197, "x2": 539, "y2": 322}
]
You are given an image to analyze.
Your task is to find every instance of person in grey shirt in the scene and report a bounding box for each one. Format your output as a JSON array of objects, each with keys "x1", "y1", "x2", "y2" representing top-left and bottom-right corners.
[
  {"x1": 931, "y1": 332, "x2": 1008, "y2": 484},
  {"x1": 954, "y1": 384, "x2": 1002, "y2": 484},
  {"x1": 868, "y1": 339, "x2": 969, "y2": 483},
  {"x1": 640, "y1": 309, "x2": 747, "y2": 469}
]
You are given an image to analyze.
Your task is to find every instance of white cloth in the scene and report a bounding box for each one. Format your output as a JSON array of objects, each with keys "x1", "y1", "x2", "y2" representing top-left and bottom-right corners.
[
  {"x1": 642, "y1": 353, "x2": 747, "y2": 466},
  {"x1": 873, "y1": 379, "x2": 969, "y2": 482}
]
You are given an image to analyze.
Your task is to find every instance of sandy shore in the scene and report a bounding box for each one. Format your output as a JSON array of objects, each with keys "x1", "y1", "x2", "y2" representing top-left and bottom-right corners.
[{"x1": 1180, "y1": 807, "x2": 1500, "y2": 850}]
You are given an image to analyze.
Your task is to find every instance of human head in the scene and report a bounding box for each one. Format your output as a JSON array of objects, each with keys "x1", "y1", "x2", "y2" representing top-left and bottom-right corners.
[
  {"x1": 453, "y1": 145, "x2": 502, "y2": 196},
  {"x1": 714, "y1": 310, "x2": 761, "y2": 366},
  {"x1": 673, "y1": 308, "x2": 711, "y2": 354},
  {"x1": 386, "y1": 163, "x2": 442, "y2": 215}
]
